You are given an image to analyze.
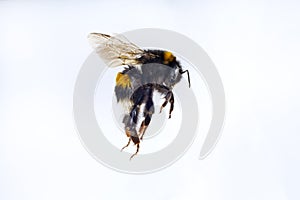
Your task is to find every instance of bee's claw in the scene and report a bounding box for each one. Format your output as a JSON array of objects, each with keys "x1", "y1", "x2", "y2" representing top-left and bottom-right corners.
[
  {"x1": 129, "y1": 144, "x2": 139, "y2": 160},
  {"x1": 121, "y1": 138, "x2": 131, "y2": 151}
]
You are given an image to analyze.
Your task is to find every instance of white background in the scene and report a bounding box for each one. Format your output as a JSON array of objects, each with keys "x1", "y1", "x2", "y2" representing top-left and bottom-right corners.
[{"x1": 1, "y1": 0, "x2": 299, "y2": 199}]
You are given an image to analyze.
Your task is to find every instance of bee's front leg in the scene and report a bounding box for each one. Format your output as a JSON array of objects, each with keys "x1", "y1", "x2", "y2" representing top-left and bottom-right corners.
[
  {"x1": 160, "y1": 91, "x2": 174, "y2": 118},
  {"x1": 169, "y1": 93, "x2": 174, "y2": 118}
]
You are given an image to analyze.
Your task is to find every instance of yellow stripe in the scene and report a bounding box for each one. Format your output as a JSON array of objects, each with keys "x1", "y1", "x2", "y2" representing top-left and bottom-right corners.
[
  {"x1": 116, "y1": 72, "x2": 131, "y2": 88},
  {"x1": 163, "y1": 51, "x2": 175, "y2": 64}
]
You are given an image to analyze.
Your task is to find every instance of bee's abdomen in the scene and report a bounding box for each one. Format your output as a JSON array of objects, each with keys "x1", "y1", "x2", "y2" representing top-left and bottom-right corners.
[
  {"x1": 115, "y1": 85, "x2": 133, "y2": 102},
  {"x1": 114, "y1": 67, "x2": 142, "y2": 102}
]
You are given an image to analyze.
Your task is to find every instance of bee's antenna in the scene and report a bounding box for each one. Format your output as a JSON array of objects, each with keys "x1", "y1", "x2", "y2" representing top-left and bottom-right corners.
[{"x1": 180, "y1": 69, "x2": 191, "y2": 88}]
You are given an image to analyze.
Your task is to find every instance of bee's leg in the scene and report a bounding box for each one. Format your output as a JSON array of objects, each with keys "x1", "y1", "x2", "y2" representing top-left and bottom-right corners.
[
  {"x1": 121, "y1": 104, "x2": 140, "y2": 152},
  {"x1": 124, "y1": 85, "x2": 153, "y2": 159},
  {"x1": 168, "y1": 92, "x2": 174, "y2": 119},
  {"x1": 140, "y1": 116, "x2": 153, "y2": 141},
  {"x1": 159, "y1": 91, "x2": 172, "y2": 113},
  {"x1": 129, "y1": 129, "x2": 140, "y2": 160},
  {"x1": 128, "y1": 104, "x2": 140, "y2": 134},
  {"x1": 138, "y1": 121, "x2": 146, "y2": 140},
  {"x1": 139, "y1": 92, "x2": 154, "y2": 140},
  {"x1": 121, "y1": 137, "x2": 131, "y2": 151},
  {"x1": 139, "y1": 114, "x2": 153, "y2": 140},
  {"x1": 122, "y1": 125, "x2": 140, "y2": 159},
  {"x1": 159, "y1": 90, "x2": 175, "y2": 119},
  {"x1": 120, "y1": 115, "x2": 132, "y2": 151},
  {"x1": 122, "y1": 95, "x2": 143, "y2": 158},
  {"x1": 130, "y1": 143, "x2": 140, "y2": 160}
]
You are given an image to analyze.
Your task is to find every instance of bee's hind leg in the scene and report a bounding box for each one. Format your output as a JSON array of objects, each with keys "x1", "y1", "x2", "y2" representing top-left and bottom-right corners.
[
  {"x1": 130, "y1": 143, "x2": 140, "y2": 160},
  {"x1": 121, "y1": 113, "x2": 140, "y2": 154},
  {"x1": 123, "y1": 85, "x2": 154, "y2": 159},
  {"x1": 138, "y1": 121, "x2": 147, "y2": 140},
  {"x1": 121, "y1": 137, "x2": 131, "y2": 151},
  {"x1": 121, "y1": 102, "x2": 142, "y2": 159},
  {"x1": 121, "y1": 126, "x2": 141, "y2": 160},
  {"x1": 139, "y1": 94, "x2": 154, "y2": 140},
  {"x1": 139, "y1": 112, "x2": 153, "y2": 140}
]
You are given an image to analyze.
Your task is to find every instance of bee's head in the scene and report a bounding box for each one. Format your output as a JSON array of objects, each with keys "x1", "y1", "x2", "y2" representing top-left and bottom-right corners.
[{"x1": 162, "y1": 51, "x2": 191, "y2": 88}]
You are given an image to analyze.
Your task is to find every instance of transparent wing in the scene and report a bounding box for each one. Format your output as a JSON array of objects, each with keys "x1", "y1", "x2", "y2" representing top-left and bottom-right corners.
[{"x1": 88, "y1": 33, "x2": 147, "y2": 67}]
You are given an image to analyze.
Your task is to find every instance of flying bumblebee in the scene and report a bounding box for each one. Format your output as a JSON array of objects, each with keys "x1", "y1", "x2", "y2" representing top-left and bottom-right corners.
[{"x1": 88, "y1": 33, "x2": 191, "y2": 159}]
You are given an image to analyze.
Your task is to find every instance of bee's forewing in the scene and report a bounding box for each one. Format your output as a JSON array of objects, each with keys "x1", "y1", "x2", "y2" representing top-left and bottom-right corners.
[{"x1": 87, "y1": 33, "x2": 144, "y2": 68}]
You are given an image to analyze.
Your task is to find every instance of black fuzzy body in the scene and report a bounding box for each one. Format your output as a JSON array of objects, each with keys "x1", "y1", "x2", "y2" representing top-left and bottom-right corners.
[{"x1": 115, "y1": 49, "x2": 186, "y2": 157}]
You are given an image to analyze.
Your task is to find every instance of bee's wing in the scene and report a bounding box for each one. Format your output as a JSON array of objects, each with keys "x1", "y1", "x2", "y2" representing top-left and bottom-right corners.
[{"x1": 88, "y1": 33, "x2": 147, "y2": 68}]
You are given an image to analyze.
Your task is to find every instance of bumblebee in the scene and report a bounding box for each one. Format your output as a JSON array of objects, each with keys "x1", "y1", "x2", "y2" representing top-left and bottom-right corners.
[{"x1": 88, "y1": 33, "x2": 191, "y2": 159}]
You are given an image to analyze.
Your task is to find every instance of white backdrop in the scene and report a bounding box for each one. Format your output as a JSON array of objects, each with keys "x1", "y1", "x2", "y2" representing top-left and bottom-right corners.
[{"x1": 1, "y1": 0, "x2": 299, "y2": 199}]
